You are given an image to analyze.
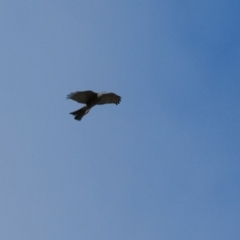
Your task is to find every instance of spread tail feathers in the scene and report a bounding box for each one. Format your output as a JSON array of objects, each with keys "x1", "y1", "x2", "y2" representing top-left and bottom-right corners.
[{"x1": 70, "y1": 106, "x2": 90, "y2": 121}]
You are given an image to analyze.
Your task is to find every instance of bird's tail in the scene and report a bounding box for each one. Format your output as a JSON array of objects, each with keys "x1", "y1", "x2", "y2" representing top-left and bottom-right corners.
[{"x1": 70, "y1": 106, "x2": 90, "y2": 121}]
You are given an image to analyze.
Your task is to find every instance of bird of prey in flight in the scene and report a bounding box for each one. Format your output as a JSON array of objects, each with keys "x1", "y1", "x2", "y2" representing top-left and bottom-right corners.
[{"x1": 67, "y1": 90, "x2": 121, "y2": 121}]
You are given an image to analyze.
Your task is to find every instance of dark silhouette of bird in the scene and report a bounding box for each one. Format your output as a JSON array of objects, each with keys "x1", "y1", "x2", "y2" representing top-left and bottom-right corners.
[{"x1": 67, "y1": 90, "x2": 121, "y2": 121}]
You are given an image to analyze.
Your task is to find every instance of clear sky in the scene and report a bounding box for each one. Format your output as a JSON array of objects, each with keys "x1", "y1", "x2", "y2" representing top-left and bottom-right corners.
[{"x1": 1, "y1": 1, "x2": 240, "y2": 239}]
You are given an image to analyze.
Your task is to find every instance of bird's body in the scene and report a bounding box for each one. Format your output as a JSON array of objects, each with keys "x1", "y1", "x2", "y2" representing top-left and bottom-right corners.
[{"x1": 67, "y1": 90, "x2": 121, "y2": 121}]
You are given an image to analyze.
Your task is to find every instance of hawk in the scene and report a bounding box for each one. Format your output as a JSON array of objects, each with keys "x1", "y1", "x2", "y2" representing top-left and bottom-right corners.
[{"x1": 67, "y1": 90, "x2": 121, "y2": 121}]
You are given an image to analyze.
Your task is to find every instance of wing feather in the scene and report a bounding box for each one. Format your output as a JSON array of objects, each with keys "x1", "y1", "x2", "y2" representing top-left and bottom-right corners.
[
  {"x1": 67, "y1": 91, "x2": 97, "y2": 104},
  {"x1": 97, "y1": 93, "x2": 121, "y2": 105}
]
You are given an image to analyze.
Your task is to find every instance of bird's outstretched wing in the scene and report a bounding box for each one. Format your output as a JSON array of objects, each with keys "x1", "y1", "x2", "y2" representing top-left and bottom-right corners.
[
  {"x1": 97, "y1": 93, "x2": 121, "y2": 105},
  {"x1": 67, "y1": 91, "x2": 97, "y2": 104}
]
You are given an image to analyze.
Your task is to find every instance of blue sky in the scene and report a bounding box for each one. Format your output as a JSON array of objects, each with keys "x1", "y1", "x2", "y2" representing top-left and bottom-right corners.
[{"x1": 1, "y1": 1, "x2": 240, "y2": 239}]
